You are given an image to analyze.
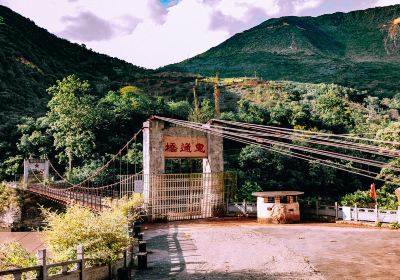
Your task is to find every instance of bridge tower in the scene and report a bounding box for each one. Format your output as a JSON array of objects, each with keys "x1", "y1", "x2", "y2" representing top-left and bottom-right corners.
[
  {"x1": 142, "y1": 117, "x2": 224, "y2": 221},
  {"x1": 23, "y1": 159, "x2": 50, "y2": 186}
]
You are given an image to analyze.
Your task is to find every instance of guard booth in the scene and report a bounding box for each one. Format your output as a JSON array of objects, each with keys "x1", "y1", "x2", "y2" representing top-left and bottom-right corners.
[
  {"x1": 140, "y1": 117, "x2": 233, "y2": 221},
  {"x1": 252, "y1": 191, "x2": 304, "y2": 224}
]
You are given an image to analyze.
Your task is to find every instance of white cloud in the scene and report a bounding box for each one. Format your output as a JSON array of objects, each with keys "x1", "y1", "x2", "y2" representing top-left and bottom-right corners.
[
  {"x1": 293, "y1": 0, "x2": 323, "y2": 14},
  {"x1": 376, "y1": 0, "x2": 400, "y2": 6}
]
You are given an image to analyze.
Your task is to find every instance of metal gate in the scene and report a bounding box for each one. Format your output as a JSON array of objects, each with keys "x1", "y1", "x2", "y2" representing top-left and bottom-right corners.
[{"x1": 120, "y1": 172, "x2": 237, "y2": 221}]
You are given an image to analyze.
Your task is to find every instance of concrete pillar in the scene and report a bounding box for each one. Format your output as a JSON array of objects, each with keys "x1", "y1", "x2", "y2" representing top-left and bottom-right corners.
[
  {"x1": 202, "y1": 122, "x2": 224, "y2": 217},
  {"x1": 44, "y1": 160, "x2": 49, "y2": 181},
  {"x1": 23, "y1": 159, "x2": 29, "y2": 186},
  {"x1": 342, "y1": 206, "x2": 352, "y2": 221},
  {"x1": 143, "y1": 120, "x2": 165, "y2": 213},
  {"x1": 143, "y1": 120, "x2": 165, "y2": 175},
  {"x1": 375, "y1": 204, "x2": 379, "y2": 223},
  {"x1": 354, "y1": 204, "x2": 358, "y2": 221},
  {"x1": 202, "y1": 123, "x2": 223, "y2": 173}
]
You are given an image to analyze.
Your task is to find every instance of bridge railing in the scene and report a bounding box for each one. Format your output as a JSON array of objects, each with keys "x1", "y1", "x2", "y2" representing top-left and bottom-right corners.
[
  {"x1": 27, "y1": 172, "x2": 238, "y2": 219},
  {"x1": 0, "y1": 245, "x2": 132, "y2": 280}
]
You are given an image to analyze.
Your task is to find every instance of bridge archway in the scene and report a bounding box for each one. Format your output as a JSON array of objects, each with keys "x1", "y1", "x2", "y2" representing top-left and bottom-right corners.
[{"x1": 142, "y1": 117, "x2": 227, "y2": 221}]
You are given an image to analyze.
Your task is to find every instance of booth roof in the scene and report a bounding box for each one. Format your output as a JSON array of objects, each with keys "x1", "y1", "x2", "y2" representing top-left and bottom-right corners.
[{"x1": 252, "y1": 191, "x2": 304, "y2": 197}]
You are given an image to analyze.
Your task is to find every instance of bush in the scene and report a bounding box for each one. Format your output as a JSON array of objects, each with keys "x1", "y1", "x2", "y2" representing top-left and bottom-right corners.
[
  {"x1": 0, "y1": 183, "x2": 19, "y2": 215},
  {"x1": 341, "y1": 187, "x2": 398, "y2": 209},
  {"x1": 42, "y1": 194, "x2": 143, "y2": 265},
  {"x1": 341, "y1": 190, "x2": 373, "y2": 208},
  {"x1": 0, "y1": 242, "x2": 36, "y2": 278},
  {"x1": 389, "y1": 222, "x2": 400, "y2": 229},
  {"x1": 238, "y1": 181, "x2": 262, "y2": 202}
]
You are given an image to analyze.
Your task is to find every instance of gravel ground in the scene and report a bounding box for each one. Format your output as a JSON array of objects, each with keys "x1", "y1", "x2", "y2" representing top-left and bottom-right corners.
[
  {"x1": 2, "y1": 219, "x2": 399, "y2": 279},
  {"x1": 134, "y1": 218, "x2": 400, "y2": 280}
]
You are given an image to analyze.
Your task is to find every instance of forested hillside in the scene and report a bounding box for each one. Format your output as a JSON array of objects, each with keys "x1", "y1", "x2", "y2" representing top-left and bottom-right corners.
[
  {"x1": 165, "y1": 5, "x2": 400, "y2": 98},
  {"x1": 0, "y1": 5, "x2": 198, "y2": 171},
  {"x1": 0, "y1": 5, "x2": 399, "y2": 203}
]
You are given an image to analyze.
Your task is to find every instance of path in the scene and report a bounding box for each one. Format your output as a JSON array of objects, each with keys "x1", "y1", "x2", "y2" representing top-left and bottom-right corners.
[
  {"x1": 0, "y1": 232, "x2": 44, "y2": 253},
  {"x1": 135, "y1": 218, "x2": 400, "y2": 279}
]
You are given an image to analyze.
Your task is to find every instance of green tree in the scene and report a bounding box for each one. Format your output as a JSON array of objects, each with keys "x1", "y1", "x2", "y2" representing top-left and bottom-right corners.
[
  {"x1": 17, "y1": 117, "x2": 51, "y2": 158},
  {"x1": 236, "y1": 99, "x2": 270, "y2": 124},
  {"x1": 314, "y1": 92, "x2": 352, "y2": 132},
  {"x1": 375, "y1": 121, "x2": 400, "y2": 149},
  {"x1": 188, "y1": 98, "x2": 215, "y2": 123},
  {"x1": 47, "y1": 75, "x2": 100, "y2": 177}
]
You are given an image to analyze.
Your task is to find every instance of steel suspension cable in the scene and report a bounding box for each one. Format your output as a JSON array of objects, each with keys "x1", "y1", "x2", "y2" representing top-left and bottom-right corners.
[
  {"x1": 209, "y1": 123, "x2": 400, "y2": 158},
  {"x1": 213, "y1": 119, "x2": 400, "y2": 156},
  {"x1": 164, "y1": 118, "x2": 396, "y2": 184},
  {"x1": 156, "y1": 117, "x2": 399, "y2": 185},
  {"x1": 158, "y1": 117, "x2": 400, "y2": 172},
  {"x1": 212, "y1": 119, "x2": 400, "y2": 146}
]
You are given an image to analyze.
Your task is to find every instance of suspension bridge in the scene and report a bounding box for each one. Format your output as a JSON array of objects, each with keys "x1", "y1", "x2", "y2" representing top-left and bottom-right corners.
[{"x1": 22, "y1": 116, "x2": 400, "y2": 220}]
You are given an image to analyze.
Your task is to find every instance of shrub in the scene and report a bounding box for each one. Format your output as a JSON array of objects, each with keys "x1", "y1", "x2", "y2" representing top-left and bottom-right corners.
[
  {"x1": 42, "y1": 194, "x2": 143, "y2": 265},
  {"x1": 0, "y1": 242, "x2": 36, "y2": 278},
  {"x1": 238, "y1": 181, "x2": 262, "y2": 202},
  {"x1": 390, "y1": 222, "x2": 400, "y2": 229},
  {"x1": 340, "y1": 187, "x2": 398, "y2": 209},
  {"x1": 0, "y1": 183, "x2": 19, "y2": 215},
  {"x1": 341, "y1": 190, "x2": 373, "y2": 208}
]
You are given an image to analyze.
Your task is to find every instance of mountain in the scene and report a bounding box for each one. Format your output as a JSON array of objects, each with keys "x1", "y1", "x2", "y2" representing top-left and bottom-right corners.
[
  {"x1": 0, "y1": 5, "x2": 197, "y2": 162},
  {"x1": 164, "y1": 5, "x2": 400, "y2": 98}
]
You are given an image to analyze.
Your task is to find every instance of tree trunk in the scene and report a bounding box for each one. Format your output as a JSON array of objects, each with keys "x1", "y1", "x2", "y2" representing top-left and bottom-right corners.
[{"x1": 68, "y1": 150, "x2": 72, "y2": 179}]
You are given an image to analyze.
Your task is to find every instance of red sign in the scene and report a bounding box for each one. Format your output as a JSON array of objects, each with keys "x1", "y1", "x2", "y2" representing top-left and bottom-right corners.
[{"x1": 164, "y1": 136, "x2": 208, "y2": 158}]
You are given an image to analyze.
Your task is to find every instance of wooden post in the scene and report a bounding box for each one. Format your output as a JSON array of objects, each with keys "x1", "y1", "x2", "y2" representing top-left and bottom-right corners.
[
  {"x1": 134, "y1": 224, "x2": 141, "y2": 237},
  {"x1": 315, "y1": 200, "x2": 319, "y2": 217},
  {"x1": 139, "y1": 241, "x2": 147, "y2": 253},
  {"x1": 36, "y1": 249, "x2": 47, "y2": 280},
  {"x1": 243, "y1": 199, "x2": 247, "y2": 215},
  {"x1": 77, "y1": 245, "x2": 84, "y2": 280},
  {"x1": 123, "y1": 249, "x2": 127, "y2": 269},
  {"x1": 335, "y1": 202, "x2": 338, "y2": 220},
  {"x1": 130, "y1": 239, "x2": 135, "y2": 264},
  {"x1": 354, "y1": 204, "x2": 358, "y2": 221},
  {"x1": 128, "y1": 220, "x2": 135, "y2": 238},
  {"x1": 137, "y1": 252, "x2": 148, "y2": 270}
]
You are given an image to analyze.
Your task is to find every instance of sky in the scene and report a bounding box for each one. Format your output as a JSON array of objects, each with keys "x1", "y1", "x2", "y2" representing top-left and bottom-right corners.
[{"x1": 1, "y1": 0, "x2": 399, "y2": 69}]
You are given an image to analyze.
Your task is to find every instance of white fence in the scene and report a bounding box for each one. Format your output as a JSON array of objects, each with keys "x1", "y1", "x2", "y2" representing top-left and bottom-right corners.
[
  {"x1": 303, "y1": 201, "x2": 400, "y2": 223},
  {"x1": 227, "y1": 202, "x2": 257, "y2": 215},
  {"x1": 227, "y1": 201, "x2": 400, "y2": 224}
]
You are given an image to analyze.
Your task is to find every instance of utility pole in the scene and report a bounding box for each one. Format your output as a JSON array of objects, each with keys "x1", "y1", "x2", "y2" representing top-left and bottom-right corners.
[
  {"x1": 193, "y1": 79, "x2": 199, "y2": 115},
  {"x1": 213, "y1": 71, "x2": 221, "y2": 118}
]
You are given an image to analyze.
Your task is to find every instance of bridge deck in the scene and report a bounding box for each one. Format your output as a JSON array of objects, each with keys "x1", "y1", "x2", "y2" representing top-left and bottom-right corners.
[{"x1": 27, "y1": 184, "x2": 105, "y2": 211}]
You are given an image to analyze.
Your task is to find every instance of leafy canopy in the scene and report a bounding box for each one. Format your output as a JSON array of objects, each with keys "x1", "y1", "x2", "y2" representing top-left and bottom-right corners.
[{"x1": 47, "y1": 75, "x2": 100, "y2": 174}]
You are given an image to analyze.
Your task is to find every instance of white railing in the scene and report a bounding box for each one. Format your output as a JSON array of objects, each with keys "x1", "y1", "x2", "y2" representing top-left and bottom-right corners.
[
  {"x1": 227, "y1": 201, "x2": 400, "y2": 224},
  {"x1": 304, "y1": 201, "x2": 400, "y2": 223},
  {"x1": 227, "y1": 202, "x2": 257, "y2": 215}
]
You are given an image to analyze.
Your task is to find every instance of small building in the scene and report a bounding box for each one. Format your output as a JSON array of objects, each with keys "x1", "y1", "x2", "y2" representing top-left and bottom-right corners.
[{"x1": 252, "y1": 191, "x2": 304, "y2": 224}]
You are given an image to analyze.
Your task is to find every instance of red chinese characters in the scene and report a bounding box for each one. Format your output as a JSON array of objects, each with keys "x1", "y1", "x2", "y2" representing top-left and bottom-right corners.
[
  {"x1": 165, "y1": 142, "x2": 178, "y2": 152},
  {"x1": 180, "y1": 143, "x2": 191, "y2": 152},
  {"x1": 194, "y1": 143, "x2": 205, "y2": 153},
  {"x1": 163, "y1": 137, "x2": 208, "y2": 158}
]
